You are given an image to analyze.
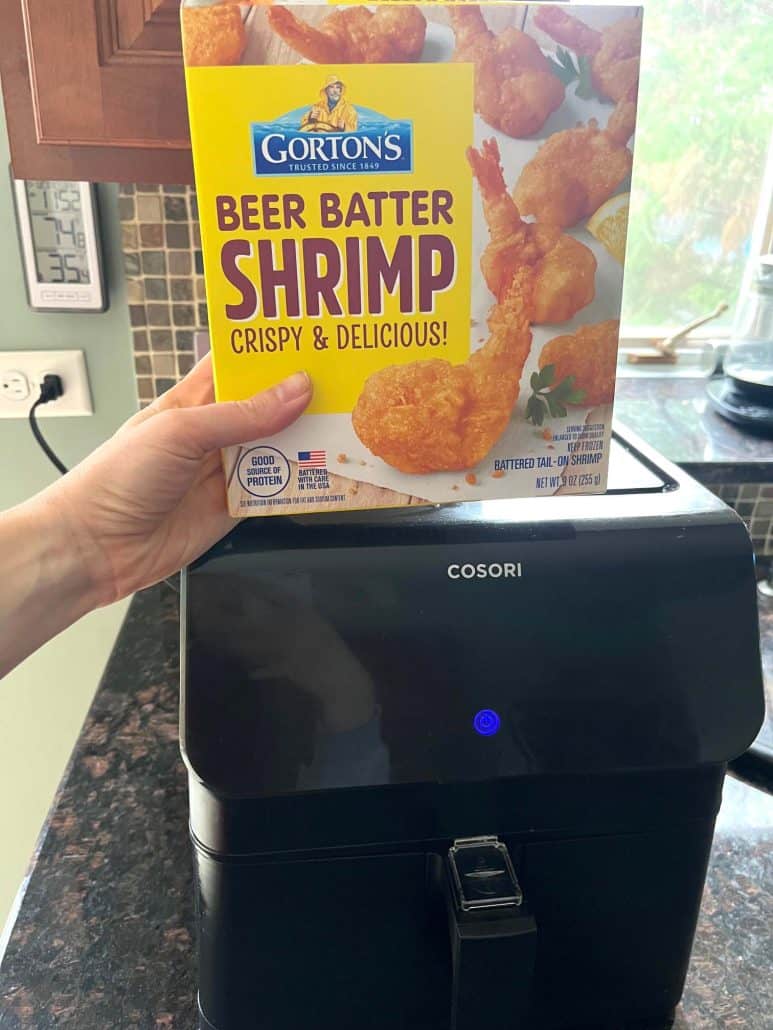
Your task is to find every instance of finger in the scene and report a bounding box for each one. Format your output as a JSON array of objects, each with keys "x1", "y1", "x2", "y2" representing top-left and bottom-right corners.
[
  {"x1": 144, "y1": 370, "x2": 312, "y2": 460},
  {"x1": 120, "y1": 352, "x2": 215, "y2": 433}
]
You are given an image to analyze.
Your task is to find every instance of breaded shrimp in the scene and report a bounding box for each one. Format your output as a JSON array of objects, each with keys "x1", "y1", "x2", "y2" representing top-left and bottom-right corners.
[
  {"x1": 539, "y1": 320, "x2": 620, "y2": 406},
  {"x1": 534, "y1": 5, "x2": 642, "y2": 104},
  {"x1": 352, "y1": 272, "x2": 533, "y2": 474},
  {"x1": 606, "y1": 100, "x2": 638, "y2": 147},
  {"x1": 181, "y1": 4, "x2": 246, "y2": 67},
  {"x1": 449, "y1": 6, "x2": 564, "y2": 138},
  {"x1": 468, "y1": 138, "x2": 596, "y2": 324},
  {"x1": 534, "y1": 5, "x2": 602, "y2": 57},
  {"x1": 592, "y1": 18, "x2": 642, "y2": 105},
  {"x1": 266, "y1": 5, "x2": 426, "y2": 64},
  {"x1": 513, "y1": 108, "x2": 635, "y2": 229}
]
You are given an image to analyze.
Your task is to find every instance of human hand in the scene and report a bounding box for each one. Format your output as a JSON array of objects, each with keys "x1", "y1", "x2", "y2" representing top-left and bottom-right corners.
[{"x1": 40, "y1": 355, "x2": 311, "y2": 606}]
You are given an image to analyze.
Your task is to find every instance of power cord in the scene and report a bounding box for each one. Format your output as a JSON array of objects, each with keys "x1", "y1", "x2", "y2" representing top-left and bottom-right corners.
[
  {"x1": 29, "y1": 374, "x2": 68, "y2": 475},
  {"x1": 27, "y1": 374, "x2": 180, "y2": 595}
]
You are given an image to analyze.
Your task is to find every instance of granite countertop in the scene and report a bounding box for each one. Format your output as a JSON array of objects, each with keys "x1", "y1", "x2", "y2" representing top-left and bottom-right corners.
[
  {"x1": 615, "y1": 378, "x2": 773, "y2": 480},
  {"x1": 0, "y1": 582, "x2": 771, "y2": 1029}
]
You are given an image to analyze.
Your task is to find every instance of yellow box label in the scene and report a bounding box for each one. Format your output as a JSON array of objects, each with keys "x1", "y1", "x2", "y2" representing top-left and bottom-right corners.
[{"x1": 186, "y1": 62, "x2": 473, "y2": 413}]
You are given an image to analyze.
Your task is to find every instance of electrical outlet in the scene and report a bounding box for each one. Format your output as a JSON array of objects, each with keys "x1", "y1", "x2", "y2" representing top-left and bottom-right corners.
[
  {"x1": 0, "y1": 350, "x2": 93, "y2": 418},
  {"x1": 1, "y1": 370, "x2": 31, "y2": 402}
]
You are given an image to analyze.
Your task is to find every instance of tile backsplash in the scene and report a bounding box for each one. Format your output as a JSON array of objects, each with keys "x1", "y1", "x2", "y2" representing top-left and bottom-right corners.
[
  {"x1": 714, "y1": 482, "x2": 773, "y2": 557},
  {"x1": 119, "y1": 184, "x2": 206, "y2": 406}
]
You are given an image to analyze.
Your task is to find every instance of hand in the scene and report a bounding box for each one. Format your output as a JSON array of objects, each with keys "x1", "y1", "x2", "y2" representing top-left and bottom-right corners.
[{"x1": 42, "y1": 355, "x2": 312, "y2": 605}]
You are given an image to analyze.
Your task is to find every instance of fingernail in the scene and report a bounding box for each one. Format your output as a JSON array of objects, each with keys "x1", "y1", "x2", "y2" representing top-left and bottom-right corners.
[{"x1": 274, "y1": 370, "x2": 311, "y2": 403}]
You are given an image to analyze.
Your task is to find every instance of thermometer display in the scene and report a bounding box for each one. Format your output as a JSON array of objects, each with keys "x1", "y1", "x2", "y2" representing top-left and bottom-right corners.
[{"x1": 13, "y1": 177, "x2": 106, "y2": 312}]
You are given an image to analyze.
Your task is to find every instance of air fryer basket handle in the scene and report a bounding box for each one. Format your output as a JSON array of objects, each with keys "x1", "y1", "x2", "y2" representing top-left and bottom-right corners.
[{"x1": 437, "y1": 838, "x2": 537, "y2": 1029}]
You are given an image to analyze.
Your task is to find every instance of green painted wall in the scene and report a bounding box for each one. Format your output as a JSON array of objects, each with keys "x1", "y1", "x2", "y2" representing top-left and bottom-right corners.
[
  {"x1": 0, "y1": 105, "x2": 137, "y2": 939},
  {"x1": 0, "y1": 116, "x2": 137, "y2": 500}
]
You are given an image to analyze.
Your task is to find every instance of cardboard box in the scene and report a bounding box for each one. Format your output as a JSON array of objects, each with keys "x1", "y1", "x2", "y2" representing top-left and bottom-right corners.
[{"x1": 181, "y1": 2, "x2": 642, "y2": 516}]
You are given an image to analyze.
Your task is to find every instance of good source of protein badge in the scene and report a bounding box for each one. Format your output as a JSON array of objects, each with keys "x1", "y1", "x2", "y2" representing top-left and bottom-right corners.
[{"x1": 181, "y1": 1, "x2": 642, "y2": 516}]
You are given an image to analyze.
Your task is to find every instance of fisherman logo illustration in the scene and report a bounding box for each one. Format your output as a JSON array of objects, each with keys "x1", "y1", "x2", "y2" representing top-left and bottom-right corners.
[
  {"x1": 252, "y1": 74, "x2": 413, "y2": 176},
  {"x1": 300, "y1": 76, "x2": 358, "y2": 133}
]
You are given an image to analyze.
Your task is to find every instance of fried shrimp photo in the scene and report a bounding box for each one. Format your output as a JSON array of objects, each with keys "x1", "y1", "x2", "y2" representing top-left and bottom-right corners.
[
  {"x1": 181, "y1": 4, "x2": 246, "y2": 67},
  {"x1": 449, "y1": 6, "x2": 564, "y2": 138},
  {"x1": 468, "y1": 138, "x2": 596, "y2": 325},
  {"x1": 513, "y1": 101, "x2": 636, "y2": 229},
  {"x1": 534, "y1": 5, "x2": 642, "y2": 104},
  {"x1": 266, "y1": 5, "x2": 426, "y2": 64},
  {"x1": 352, "y1": 272, "x2": 533, "y2": 474},
  {"x1": 539, "y1": 320, "x2": 620, "y2": 407}
]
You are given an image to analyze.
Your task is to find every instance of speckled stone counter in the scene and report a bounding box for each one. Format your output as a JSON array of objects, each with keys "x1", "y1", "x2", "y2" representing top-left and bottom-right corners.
[
  {"x1": 0, "y1": 586, "x2": 190, "y2": 1029},
  {"x1": 0, "y1": 583, "x2": 771, "y2": 1029},
  {"x1": 746, "y1": 585, "x2": 773, "y2": 766},
  {"x1": 614, "y1": 378, "x2": 773, "y2": 483}
]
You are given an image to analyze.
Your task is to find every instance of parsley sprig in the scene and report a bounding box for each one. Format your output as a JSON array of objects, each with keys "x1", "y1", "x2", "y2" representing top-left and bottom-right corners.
[
  {"x1": 546, "y1": 47, "x2": 597, "y2": 100},
  {"x1": 526, "y1": 365, "x2": 586, "y2": 426}
]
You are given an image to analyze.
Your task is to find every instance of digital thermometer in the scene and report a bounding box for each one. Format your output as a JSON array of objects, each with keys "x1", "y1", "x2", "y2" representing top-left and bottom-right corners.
[{"x1": 13, "y1": 177, "x2": 107, "y2": 312}]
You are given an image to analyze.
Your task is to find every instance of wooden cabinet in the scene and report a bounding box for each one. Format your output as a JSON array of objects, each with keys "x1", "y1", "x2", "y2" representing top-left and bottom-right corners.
[
  {"x1": 0, "y1": 0, "x2": 194, "y2": 184},
  {"x1": 0, "y1": 2, "x2": 557, "y2": 186}
]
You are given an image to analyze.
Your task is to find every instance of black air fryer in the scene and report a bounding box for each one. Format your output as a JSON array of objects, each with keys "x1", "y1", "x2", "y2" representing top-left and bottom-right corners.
[{"x1": 181, "y1": 430, "x2": 764, "y2": 1030}]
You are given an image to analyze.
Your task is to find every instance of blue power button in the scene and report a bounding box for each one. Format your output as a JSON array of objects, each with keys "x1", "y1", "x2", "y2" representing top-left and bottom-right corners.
[{"x1": 473, "y1": 709, "x2": 501, "y2": 736}]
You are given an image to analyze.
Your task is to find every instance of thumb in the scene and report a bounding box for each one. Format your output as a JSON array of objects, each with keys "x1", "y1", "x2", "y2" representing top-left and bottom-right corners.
[{"x1": 145, "y1": 371, "x2": 312, "y2": 458}]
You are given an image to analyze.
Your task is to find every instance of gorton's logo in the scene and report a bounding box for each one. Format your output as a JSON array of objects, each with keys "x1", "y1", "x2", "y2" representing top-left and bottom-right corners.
[{"x1": 252, "y1": 74, "x2": 413, "y2": 177}]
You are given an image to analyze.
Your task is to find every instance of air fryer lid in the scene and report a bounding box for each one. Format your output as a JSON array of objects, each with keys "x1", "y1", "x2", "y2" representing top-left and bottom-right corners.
[{"x1": 182, "y1": 476, "x2": 762, "y2": 800}]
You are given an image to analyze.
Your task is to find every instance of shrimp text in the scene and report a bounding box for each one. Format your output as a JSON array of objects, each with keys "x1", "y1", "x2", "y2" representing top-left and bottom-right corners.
[{"x1": 215, "y1": 190, "x2": 457, "y2": 319}]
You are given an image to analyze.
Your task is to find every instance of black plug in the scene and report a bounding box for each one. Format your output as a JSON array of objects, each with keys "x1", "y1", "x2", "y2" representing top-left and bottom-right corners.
[
  {"x1": 29, "y1": 374, "x2": 68, "y2": 475},
  {"x1": 39, "y1": 373, "x2": 64, "y2": 404}
]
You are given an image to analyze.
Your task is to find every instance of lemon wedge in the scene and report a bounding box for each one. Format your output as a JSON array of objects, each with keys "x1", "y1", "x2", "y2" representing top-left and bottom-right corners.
[{"x1": 587, "y1": 193, "x2": 630, "y2": 264}]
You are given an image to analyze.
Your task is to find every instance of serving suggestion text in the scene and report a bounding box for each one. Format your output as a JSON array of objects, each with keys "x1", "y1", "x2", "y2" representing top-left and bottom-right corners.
[{"x1": 215, "y1": 189, "x2": 458, "y2": 353}]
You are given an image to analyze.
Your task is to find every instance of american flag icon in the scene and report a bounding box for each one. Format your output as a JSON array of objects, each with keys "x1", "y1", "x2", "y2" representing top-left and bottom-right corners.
[{"x1": 297, "y1": 450, "x2": 327, "y2": 470}]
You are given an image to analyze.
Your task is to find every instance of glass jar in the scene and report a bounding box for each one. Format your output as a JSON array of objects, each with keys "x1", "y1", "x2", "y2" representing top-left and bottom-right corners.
[{"x1": 724, "y1": 255, "x2": 773, "y2": 395}]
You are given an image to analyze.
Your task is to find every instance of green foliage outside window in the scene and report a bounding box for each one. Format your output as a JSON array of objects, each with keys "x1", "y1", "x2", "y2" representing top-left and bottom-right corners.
[{"x1": 622, "y1": 0, "x2": 773, "y2": 331}]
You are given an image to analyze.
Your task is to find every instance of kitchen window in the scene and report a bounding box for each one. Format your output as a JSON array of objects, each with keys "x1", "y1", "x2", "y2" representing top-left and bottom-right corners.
[{"x1": 620, "y1": 0, "x2": 773, "y2": 340}]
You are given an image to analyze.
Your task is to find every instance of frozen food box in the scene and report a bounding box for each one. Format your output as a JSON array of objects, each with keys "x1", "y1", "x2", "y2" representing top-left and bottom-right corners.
[{"x1": 181, "y1": 2, "x2": 643, "y2": 516}]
